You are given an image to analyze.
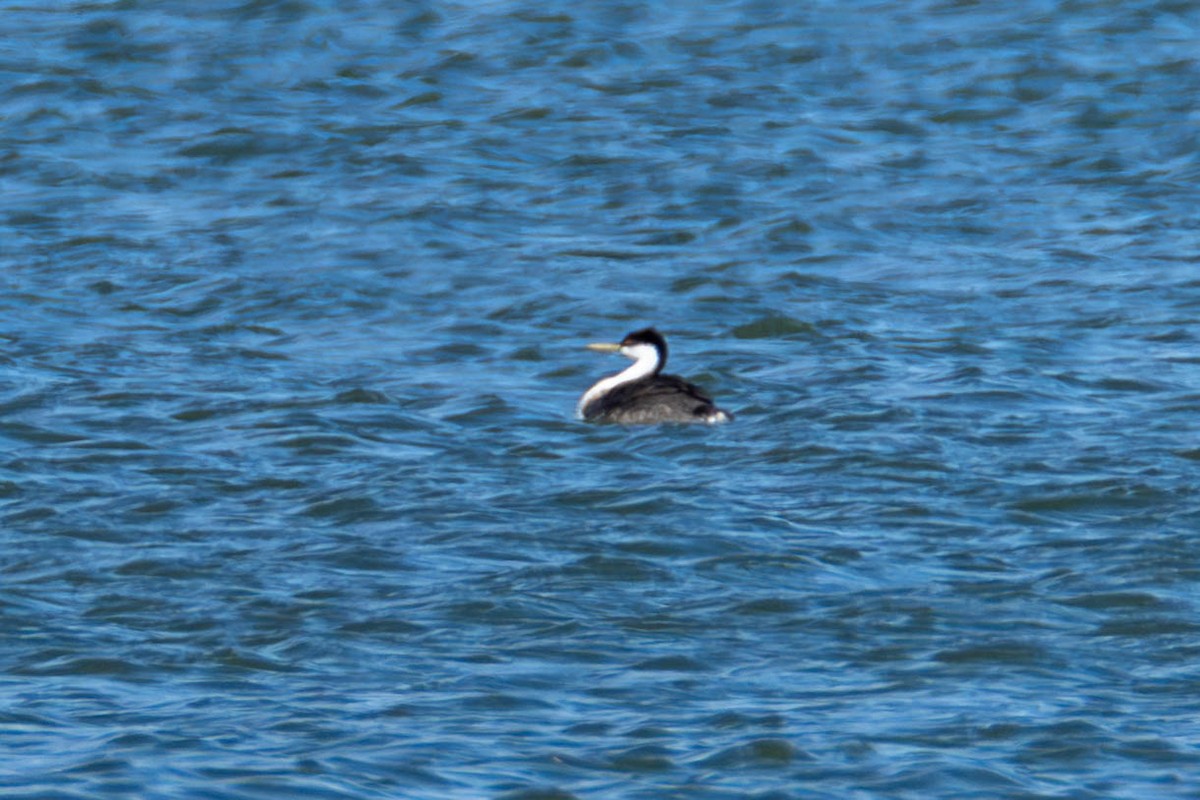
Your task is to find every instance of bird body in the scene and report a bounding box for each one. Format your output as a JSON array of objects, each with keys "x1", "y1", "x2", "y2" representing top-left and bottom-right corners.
[{"x1": 577, "y1": 328, "x2": 732, "y2": 425}]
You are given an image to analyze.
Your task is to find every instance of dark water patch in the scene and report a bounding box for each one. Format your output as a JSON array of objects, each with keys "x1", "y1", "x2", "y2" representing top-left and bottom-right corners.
[
  {"x1": 605, "y1": 743, "x2": 675, "y2": 772},
  {"x1": 557, "y1": 249, "x2": 650, "y2": 261},
  {"x1": 1058, "y1": 592, "x2": 1169, "y2": 611},
  {"x1": 1093, "y1": 618, "x2": 1200, "y2": 637},
  {"x1": 301, "y1": 494, "x2": 388, "y2": 523},
  {"x1": 562, "y1": 554, "x2": 672, "y2": 584},
  {"x1": 693, "y1": 738, "x2": 808, "y2": 769},
  {"x1": 731, "y1": 316, "x2": 818, "y2": 340},
  {"x1": 1009, "y1": 479, "x2": 1174, "y2": 519},
  {"x1": 16, "y1": 655, "x2": 145, "y2": 679},
  {"x1": 933, "y1": 640, "x2": 1048, "y2": 667},
  {"x1": 731, "y1": 597, "x2": 801, "y2": 616},
  {"x1": 498, "y1": 788, "x2": 581, "y2": 800},
  {"x1": 631, "y1": 655, "x2": 707, "y2": 673}
]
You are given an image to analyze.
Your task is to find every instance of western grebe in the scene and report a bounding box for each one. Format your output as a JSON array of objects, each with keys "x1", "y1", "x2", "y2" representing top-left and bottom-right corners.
[{"x1": 576, "y1": 328, "x2": 733, "y2": 424}]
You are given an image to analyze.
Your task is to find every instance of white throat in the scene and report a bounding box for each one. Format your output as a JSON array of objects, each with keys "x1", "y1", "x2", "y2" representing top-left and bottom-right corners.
[{"x1": 576, "y1": 342, "x2": 661, "y2": 418}]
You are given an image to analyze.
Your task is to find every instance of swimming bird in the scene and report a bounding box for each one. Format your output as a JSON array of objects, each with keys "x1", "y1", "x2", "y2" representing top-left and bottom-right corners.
[{"x1": 576, "y1": 327, "x2": 733, "y2": 424}]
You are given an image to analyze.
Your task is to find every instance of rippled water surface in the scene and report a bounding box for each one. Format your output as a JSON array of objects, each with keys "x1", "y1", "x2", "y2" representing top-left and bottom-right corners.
[{"x1": 4, "y1": 1, "x2": 1200, "y2": 798}]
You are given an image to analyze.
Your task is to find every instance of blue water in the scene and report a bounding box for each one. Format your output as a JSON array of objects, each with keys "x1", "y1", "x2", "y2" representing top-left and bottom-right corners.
[{"x1": 3, "y1": 2, "x2": 1200, "y2": 798}]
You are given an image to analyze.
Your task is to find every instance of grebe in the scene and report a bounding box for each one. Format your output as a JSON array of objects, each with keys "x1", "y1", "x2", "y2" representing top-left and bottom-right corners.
[{"x1": 577, "y1": 328, "x2": 733, "y2": 424}]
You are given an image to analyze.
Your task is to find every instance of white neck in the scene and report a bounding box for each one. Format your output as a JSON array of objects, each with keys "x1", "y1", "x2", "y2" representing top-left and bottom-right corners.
[{"x1": 576, "y1": 343, "x2": 660, "y2": 418}]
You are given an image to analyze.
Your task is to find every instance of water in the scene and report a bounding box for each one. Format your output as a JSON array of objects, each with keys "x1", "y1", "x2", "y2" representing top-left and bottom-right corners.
[{"x1": 3, "y1": 1, "x2": 1199, "y2": 797}]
